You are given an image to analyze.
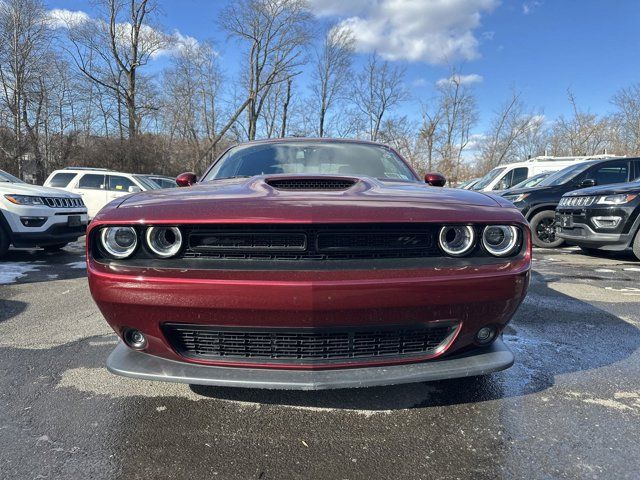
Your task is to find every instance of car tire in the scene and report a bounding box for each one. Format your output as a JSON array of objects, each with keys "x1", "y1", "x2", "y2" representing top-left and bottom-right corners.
[
  {"x1": 0, "y1": 225, "x2": 9, "y2": 259},
  {"x1": 632, "y1": 229, "x2": 640, "y2": 261},
  {"x1": 43, "y1": 243, "x2": 68, "y2": 252},
  {"x1": 530, "y1": 210, "x2": 565, "y2": 248}
]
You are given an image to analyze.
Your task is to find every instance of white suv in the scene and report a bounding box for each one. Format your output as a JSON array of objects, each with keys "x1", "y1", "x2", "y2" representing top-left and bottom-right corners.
[
  {"x1": 0, "y1": 169, "x2": 88, "y2": 258},
  {"x1": 44, "y1": 168, "x2": 159, "y2": 218}
]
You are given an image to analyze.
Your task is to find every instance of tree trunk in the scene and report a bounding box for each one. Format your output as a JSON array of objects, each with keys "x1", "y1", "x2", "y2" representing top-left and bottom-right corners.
[{"x1": 280, "y1": 78, "x2": 292, "y2": 138}]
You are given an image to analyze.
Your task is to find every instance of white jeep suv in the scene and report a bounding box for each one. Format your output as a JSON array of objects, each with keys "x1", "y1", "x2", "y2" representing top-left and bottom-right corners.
[
  {"x1": 44, "y1": 168, "x2": 159, "y2": 218},
  {"x1": 0, "y1": 169, "x2": 88, "y2": 258}
]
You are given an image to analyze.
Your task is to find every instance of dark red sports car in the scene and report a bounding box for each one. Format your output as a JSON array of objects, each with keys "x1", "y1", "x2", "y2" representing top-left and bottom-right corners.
[{"x1": 87, "y1": 139, "x2": 531, "y2": 390}]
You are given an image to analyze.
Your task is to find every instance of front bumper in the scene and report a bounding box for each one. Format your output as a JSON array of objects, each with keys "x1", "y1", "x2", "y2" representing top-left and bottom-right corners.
[
  {"x1": 556, "y1": 209, "x2": 635, "y2": 250},
  {"x1": 11, "y1": 222, "x2": 88, "y2": 247},
  {"x1": 107, "y1": 338, "x2": 515, "y2": 390},
  {"x1": 556, "y1": 225, "x2": 631, "y2": 250}
]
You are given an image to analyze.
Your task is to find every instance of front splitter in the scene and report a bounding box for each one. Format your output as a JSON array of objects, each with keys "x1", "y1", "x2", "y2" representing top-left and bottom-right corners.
[{"x1": 106, "y1": 339, "x2": 514, "y2": 390}]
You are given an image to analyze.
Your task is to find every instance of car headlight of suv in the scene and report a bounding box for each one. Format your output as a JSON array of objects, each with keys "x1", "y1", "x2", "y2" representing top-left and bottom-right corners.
[
  {"x1": 4, "y1": 194, "x2": 45, "y2": 206},
  {"x1": 596, "y1": 194, "x2": 637, "y2": 205},
  {"x1": 100, "y1": 226, "x2": 138, "y2": 259},
  {"x1": 504, "y1": 193, "x2": 529, "y2": 203}
]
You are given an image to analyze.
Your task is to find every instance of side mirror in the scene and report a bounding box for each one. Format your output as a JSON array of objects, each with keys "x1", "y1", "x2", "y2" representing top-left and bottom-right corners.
[
  {"x1": 580, "y1": 178, "x2": 596, "y2": 188},
  {"x1": 176, "y1": 172, "x2": 197, "y2": 187},
  {"x1": 425, "y1": 172, "x2": 446, "y2": 187},
  {"x1": 128, "y1": 186, "x2": 142, "y2": 193}
]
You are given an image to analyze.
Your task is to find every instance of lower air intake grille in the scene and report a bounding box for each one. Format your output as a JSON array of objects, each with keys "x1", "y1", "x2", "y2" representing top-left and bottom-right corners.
[
  {"x1": 266, "y1": 178, "x2": 356, "y2": 190},
  {"x1": 163, "y1": 323, "x2": 457, "y2": 365}
]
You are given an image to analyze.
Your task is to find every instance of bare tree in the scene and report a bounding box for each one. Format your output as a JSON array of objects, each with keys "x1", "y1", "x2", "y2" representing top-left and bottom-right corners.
[
  {"x1": 433, "y1": 72, "x2": 478, "y2": 182},
  {"x1": 351, "y1": 53, "x2": 408, "y2": 141},
  {"x1": 378, "y1": 116, "x2": 425, "y2": 173},
  {"x1": 548, "y1": 90, "x2": 612, "y2": 156},
  {"x1": 611, "y1": 83, "x2": 640, "y2": 155},
  {"x1": 220, "y1": 0, "x2": 313, "y2": 140},
  {"x1": 419, "y1": 100, "x2": 444, "y2": 172},
  {"x1": 478, "y1": 90, "x2": 540, "y2": 169},
  {"x1": 311, "y1": 25, "x2": 354, "y2": 137},
  {"x1": 64, "y1": 0, "x2": 167, "y2": 140},
  {"x1": 0, "y1": 0, "x2": 50, "y2": 181},
  {"x1": 163, "y1": 40, "x2": 223, "y2": 170}
]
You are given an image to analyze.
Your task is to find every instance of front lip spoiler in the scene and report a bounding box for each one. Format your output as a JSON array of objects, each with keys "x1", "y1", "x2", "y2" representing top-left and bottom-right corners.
[{"x1": 106, "y1": 339, "x2": 514, "y2": 390}]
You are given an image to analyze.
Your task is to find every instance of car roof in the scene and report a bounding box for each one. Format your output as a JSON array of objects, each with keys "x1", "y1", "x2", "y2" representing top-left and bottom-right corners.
[{"x1": 233, "y1": 137, "x2": 394, "y2": 149}]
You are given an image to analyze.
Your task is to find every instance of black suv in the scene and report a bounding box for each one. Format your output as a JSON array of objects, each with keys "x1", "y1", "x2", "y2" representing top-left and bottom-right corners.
[
  {"x1": 556, "y1": 180, "x2": 640, "y2": 259},
  {"x1": 501, "y1": 157, "x2": 640, "y2": 247}
]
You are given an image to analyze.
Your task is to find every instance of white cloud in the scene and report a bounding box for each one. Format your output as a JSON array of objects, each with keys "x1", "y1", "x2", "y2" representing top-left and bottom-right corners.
[
  {"x1": 46, "y1": 9, "x2": 200, "y2": 60},
  {"x1": 436, "y1": 73, "x2": 483, "y2": 87},
  {"x1": 522, "y1": 1, "x2": 541, "y2": 15},
  {"x1": 47, "y1": 9, "x2": 90, "y2": 29},
  {"x1": 154, "y1": 31, "x2": 205, "y2": 59},
  {"x1": 308, "y1": 0, "x2": 498, "y2": 64}
]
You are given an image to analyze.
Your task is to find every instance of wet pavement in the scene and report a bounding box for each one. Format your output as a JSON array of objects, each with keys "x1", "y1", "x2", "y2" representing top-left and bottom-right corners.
[{"x1": 1, "y1": 241, "x2": 639, "y2": 479}]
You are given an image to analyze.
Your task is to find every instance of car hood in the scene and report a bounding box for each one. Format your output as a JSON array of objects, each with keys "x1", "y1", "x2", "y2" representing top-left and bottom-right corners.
[
  {"x1": 565, "y1": 181, "x2": 640, "y2": 197},
  {"x1": 93, "y1": 175, "x2": 525, "y2": 225},
  {"x1": 0, "y1": 182, "x2": 81, "y2": 197}
]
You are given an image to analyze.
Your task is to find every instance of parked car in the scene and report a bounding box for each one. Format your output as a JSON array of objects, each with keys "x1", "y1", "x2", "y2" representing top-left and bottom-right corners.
[
  {"x1": 472, "y1": 154, "x2": 622, "y2": 193},
  {"x1": 556, "y1": 179, "x2": 640, "y2": 259},
  {"x1": 457, "y1": 177, "x2": 480, "y2": 189},
  {"x1": 509, "y1": 171, "x2": 552, "y2": 190},
  {"x1": 44, "y1": 167, "x2": 160, "y2": 218},
  {"x1": 144, "y1": 175, "x2": 178, "y2": 189},
  {"x1": 0, "y1": 169, "x2": 88, "y2": 258},
  {"x1": 502, "y1": 157, "x2": 640, "y2": 247},
  {"x1": 491, "y1": 172, "x2": 553, "y2": 196},
  {"x1": 88, "y1": 138, "x2": 531, "y2": 390}
]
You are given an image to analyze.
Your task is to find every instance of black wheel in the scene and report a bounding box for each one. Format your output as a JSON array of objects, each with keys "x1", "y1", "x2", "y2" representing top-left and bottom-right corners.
[
  {"x1": 530, "y1": 210, "x2": 565, "y2": 248},
  {"x1": 632, "y1": 229, "x2": 640, "y2": 261},
  {"x1": 43, "y1": 243, "x2": 68, "y2": 252},
  {"x1": 0, "y1": 225, "x2": 9, "y2": 258}
]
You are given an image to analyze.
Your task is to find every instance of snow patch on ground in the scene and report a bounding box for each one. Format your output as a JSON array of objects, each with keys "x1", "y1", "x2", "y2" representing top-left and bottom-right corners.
[
  {"x1": 65, "y1": 261, "x2": 86, "y2": 269},
  {"x1": 0, "y1": 262, "x2": 41, "y2": 284},
  {"x1": 565, "y1": 390, "x2": 640, "y2": 414}
]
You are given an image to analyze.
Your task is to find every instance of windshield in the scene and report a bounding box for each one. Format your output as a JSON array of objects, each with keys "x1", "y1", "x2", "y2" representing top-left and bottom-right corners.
[
  {"x1": 0, "y1": 169, "x2": 24, "y2": 183},
  {"x1": 133, "y1": 175, "x2": 161, "y2": 190},
  {"x1": 512, "y1": 172, "x2": 550, "y2": 189},
  {"x1": 538, "y1": 162, "x2": 595, "y2": 187},
  {"x1": 472, "y1": 167, "x2": 506, "y2": 190},
  {"x1": 201, "y1": 142, "x2": 418, "y2": 182}
]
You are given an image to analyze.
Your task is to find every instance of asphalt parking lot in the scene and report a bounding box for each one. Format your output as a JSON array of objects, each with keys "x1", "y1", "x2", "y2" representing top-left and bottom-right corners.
[{"x1": 1, "y1": 241, "x2": 639, "y2": 480}]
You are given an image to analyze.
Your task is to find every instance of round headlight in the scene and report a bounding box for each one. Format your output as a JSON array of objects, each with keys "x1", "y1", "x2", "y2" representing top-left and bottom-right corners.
[
  {"x1": 100, "y1": 226, "x2": 138, "y2": 259},
  {"x1": 482, "y1": 225, "x2": 519, "y2": 256},
  {"x1": 145, "y1": 226, "x2": 182, "y2": 258},
  {"x1": 438, "y1": 225, "x2": 475, "y2": 256}
]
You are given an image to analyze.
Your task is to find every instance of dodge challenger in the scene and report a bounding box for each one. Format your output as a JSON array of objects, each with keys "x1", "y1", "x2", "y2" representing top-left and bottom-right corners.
[{"x1": 87, "y1": 139, "x2": 531, "y2": 390}]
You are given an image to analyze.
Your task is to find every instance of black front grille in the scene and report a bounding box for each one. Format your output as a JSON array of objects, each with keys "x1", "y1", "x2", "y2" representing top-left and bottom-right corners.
[
  {"x1": 43, "y1": 197, "x2": 84, "y2": 208},
  {"x1": 185, "y1": 224, "x2": 440, "y2": 260},
  {"x1": 163, "y1": 323, "x2": 457, "y2": 364},
  {"x1": 266, "y1": 178, "x2": 357, "y2": 190}
]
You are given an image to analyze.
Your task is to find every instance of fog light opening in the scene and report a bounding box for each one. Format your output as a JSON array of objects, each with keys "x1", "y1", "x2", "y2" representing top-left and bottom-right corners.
[
  {"x1": 475, "y1": 326, "x2": 497, "y2": 345},
  {"x1": 123, "y1": 328, "x2": 147, "y2": 350}
]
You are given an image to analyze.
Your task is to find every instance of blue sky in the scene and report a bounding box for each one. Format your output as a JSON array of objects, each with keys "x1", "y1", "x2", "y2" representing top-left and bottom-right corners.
[{"x1": 49, "y1": 0, "x2": 640, "y2": 132}]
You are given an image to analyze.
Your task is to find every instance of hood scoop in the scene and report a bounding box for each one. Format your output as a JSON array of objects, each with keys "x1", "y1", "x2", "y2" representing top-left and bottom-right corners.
[{"x1": 265, "y1": 177, "x2": 357, "y2": 191}]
